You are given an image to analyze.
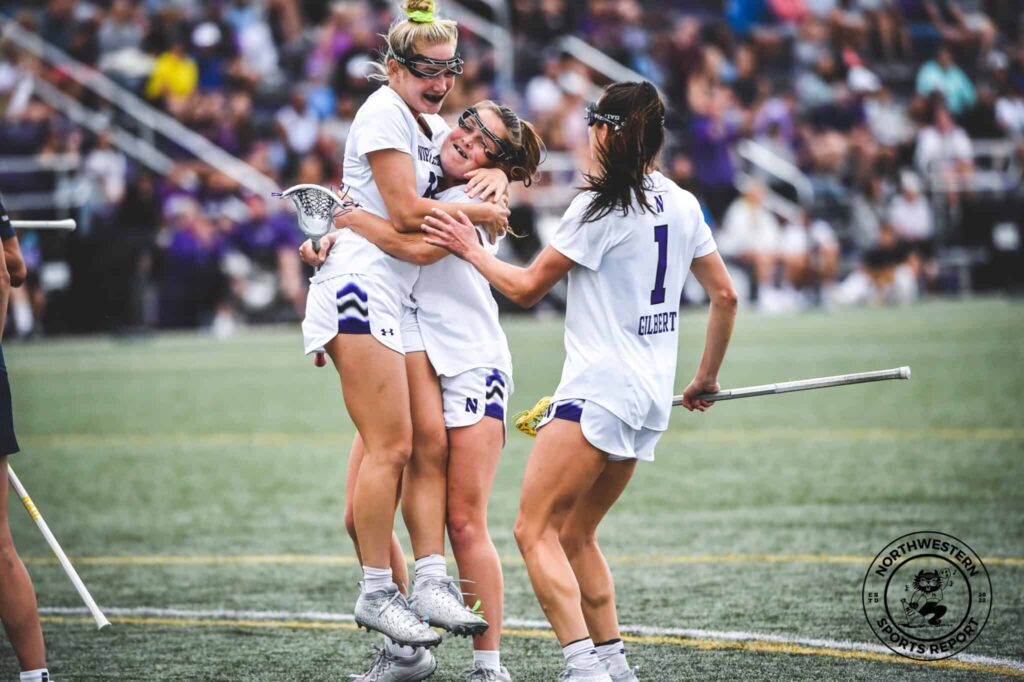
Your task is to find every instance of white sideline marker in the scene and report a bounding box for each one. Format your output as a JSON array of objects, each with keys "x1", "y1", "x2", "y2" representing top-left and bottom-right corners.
[{"x1": 37, "y1": 606, "x2": 1024, "y2": 672}]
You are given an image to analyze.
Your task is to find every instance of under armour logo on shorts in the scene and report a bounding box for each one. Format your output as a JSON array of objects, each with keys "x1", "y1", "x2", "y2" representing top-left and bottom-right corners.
[{"x1": 380, "y1": 328, "x2": 394, "y2": 336}]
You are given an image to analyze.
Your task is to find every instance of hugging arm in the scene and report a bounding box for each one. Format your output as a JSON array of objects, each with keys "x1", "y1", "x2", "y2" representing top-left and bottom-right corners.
[
  {"x1": 367, "y1": 150, "x2": 510, "y2": 238},
  {"x1": 422, "y1": 209, "x2": 573, "y2": 307}
]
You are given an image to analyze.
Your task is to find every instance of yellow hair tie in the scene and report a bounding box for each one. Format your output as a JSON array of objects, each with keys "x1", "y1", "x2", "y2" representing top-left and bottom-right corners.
[
  {"x1": 513, "y1": 396, "x2": 552, "y2": 437},
  {"x1": 407, "y1": 9, "x2": 434, "y2": 22}
]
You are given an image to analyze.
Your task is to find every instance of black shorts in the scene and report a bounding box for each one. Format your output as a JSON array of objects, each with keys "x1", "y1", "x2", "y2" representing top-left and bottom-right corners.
[{"x1": 0, "y1": 371, "x2": 19, "y2": 456}]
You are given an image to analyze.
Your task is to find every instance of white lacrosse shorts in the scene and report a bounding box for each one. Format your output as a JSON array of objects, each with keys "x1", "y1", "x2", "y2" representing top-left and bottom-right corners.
[
  {"x1": 537, "y1": 399, "x2": 662, "y2": 462},
  {"x1": 440, "y1": 367, "x2": 511, "y2": 433},
  {"x1": 302, "y1": 274, "x2": 408, "y2": 355}
]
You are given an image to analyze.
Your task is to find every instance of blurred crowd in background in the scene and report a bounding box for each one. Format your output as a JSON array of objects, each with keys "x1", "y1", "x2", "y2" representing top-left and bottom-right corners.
[{"x1": 1, "y1": 0, "x2": 1023, "y2": 336}]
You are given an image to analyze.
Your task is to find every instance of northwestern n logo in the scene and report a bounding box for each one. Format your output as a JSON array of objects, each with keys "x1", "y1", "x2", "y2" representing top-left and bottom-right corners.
[{"x1": 465, "y1": 398, "x2": 479, "y2": 413}]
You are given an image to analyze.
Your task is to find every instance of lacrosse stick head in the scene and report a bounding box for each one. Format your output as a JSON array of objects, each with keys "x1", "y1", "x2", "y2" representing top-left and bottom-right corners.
[{"x1": 274, "y1": 183, "x2": 348, "y2": 249}]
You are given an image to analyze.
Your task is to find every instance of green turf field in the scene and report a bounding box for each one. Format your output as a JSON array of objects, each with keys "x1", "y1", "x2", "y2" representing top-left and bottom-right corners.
[{"x1": 2, "y1": 298, "x2": 1023, "y2": 681}]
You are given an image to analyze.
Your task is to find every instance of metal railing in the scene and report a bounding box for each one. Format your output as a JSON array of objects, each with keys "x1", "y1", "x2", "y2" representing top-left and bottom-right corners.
[
  {"x1": 1, "y1": 18, "x2": 278, "y2": 196},
  {"x1": 448, "y1": 0, "x2": 514, "y2": 102}
]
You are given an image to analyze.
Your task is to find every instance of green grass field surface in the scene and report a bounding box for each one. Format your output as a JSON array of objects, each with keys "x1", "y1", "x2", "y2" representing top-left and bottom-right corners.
[{"x1": 2, "y1": 299, "x2": 1022, "y2": 680}]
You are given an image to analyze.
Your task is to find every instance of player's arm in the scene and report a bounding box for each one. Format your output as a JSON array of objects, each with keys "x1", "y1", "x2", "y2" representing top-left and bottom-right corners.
[
  {"x1": 681, "y1": 250, "x2": 738, "y2": 412},
  {"x1": 367, "y1": 150, "x2": 509, "y2": 237},
  {"x1": 346, "y1": 208, "x2": 448, "y2": 266},
  {"x1": 422, "y1": 208, "x2": 573, "y2": 307},
  {"x1": 2, "y1": 236, "x2": 26, "y2": 287}
]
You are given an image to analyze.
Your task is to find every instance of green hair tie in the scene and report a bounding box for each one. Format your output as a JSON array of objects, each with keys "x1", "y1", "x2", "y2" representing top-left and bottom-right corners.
[{"x1": 407, "y1": 9, "x2": 434, "y2": 22}]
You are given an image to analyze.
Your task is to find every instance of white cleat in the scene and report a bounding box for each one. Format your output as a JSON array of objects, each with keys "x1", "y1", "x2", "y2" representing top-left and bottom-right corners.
[
  {"x1": 609, "y1": 668, "x2": 638, "y2": 682},
  {"x1": 464, "y1": 661, "x2": 512, "y2": 681},
  {"x1": 350, "y1": 646, "x2": 437, "y2": 682},
  {"x1": 557, "y1": 668, "x2": 612, "y2": 682},
  {"x1": 354, "y1": 583, "x2": 442, "y2": 649},
  {"x1": 409, "y1": 577, "x2": 488, "y2": 637}
]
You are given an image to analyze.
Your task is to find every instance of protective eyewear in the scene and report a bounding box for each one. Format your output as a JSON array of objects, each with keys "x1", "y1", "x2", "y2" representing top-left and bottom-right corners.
[
  {"x1": 458, "y1": 107, "x2": 515, "y2": 163},
  {"x1": 394, "y1": 52, "x2": 464, "y2": 79},
  {"x1": 584, "y1": 102, "x2": 625, "y2": 132}
]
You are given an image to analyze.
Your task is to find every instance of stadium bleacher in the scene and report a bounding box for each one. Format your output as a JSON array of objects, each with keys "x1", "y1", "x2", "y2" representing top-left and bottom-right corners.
[{"x1": 0, "y1": 0, "x2": 1022, "y2": 334}]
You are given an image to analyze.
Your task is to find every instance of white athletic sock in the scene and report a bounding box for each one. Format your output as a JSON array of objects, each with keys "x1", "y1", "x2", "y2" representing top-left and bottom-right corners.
[
  {"x1": 384, "y1": 635, "x2": 416, "y2": 660},
  {"x1": 473, "y1": 649, "x2": 500, "y2": 670},
  {"x1": 562, "y1": 638, "x2": 603, "y2": 671},
  {"x1": 596, "y1": 638, "x2": 629, "y2": 675},
  {"x1": 20, "y1": 670, "x2": 49, "y2": 682},
  {"x1": 413, "y1": 554, "x2": 448, "y2": 587},
  {"x1": 362, "y1": 565, "x2": 394, "y2": 593}
]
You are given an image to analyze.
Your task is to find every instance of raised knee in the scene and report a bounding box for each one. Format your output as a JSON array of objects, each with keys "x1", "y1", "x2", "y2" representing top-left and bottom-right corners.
[{"x1": 513, "y1": 513, "x2": 536, "y2": 554}]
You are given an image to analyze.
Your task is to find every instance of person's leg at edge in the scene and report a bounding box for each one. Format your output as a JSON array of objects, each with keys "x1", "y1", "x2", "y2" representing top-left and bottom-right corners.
[
  {"x1": 0, "y1": 457, "x2": 48, "y2": 677},
  {"x1": 325, "y1": 334, "x2": 411, "y2": 573},
  {"x1": 560, "y1": 459, "x2": 638, "y2": 678},
  {"x1": 448, "y1": 418, "x2": 505, "y2": 666},
  {"x1": 401, "y1": 352, "x2": 448, "y2": 573},
  {"x1": 514, "y1": 419, "x2": 610, "y2": 674}
]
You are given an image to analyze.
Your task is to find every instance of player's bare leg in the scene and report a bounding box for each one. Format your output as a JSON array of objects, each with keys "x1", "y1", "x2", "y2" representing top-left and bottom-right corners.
[
  {"x1": 0, "y1": 457, "x2": 47, "y2": 672},
  {"x1": 514, "y1": 419, "x2": 608, "y2": 642},
  {"x1": 448, "y1": 419, "x2": 506, "y2": 660},
  {"x1": 401, "y1": 351, "x2": 448, "y2": 561},
  {"x1": 560, "y1": 459, "x2": 638, "y2": 680},
  {"x1": 325, "y1": 335, "x2": 439, "y2": 647},
  {"x1": 343, "y1": 434, "x2": 408, "y2": 592}
]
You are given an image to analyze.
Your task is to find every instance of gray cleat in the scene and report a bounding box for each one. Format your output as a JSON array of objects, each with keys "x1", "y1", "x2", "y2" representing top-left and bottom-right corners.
[
  {"x1": 409, "y1": 577, "x2": 488, "y2": 637},
  {"x1": 464, "y1": 661, "x2": 512, "y2": 681},
  {"x1": 354, "y1": 583, "x2": 442, "y2": 649},
  {"x1": 350, "y1": 646, "x2": 437, "y2": 682}
]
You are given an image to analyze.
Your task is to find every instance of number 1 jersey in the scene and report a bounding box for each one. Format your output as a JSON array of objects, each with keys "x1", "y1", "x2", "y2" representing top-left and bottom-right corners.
[{"x1": 548, "y1": 171, "x2": 716, "y2": 431}]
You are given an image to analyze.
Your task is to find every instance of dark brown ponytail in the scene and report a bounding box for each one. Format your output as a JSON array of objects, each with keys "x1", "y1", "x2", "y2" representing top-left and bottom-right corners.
[{"x1": 580, "y1": 81, "x2": 665, "y2": 223}]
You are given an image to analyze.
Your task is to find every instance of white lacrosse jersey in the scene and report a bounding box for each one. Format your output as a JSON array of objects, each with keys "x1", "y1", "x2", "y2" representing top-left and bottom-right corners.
[
  {"x1": 413, "y1": 187, "x2": 513, "y2": 385},
  {"x1": 549, "y1": 171, "x2": 716, "y2": 431},
  {"x1": 316, "y1": 85, "x2": 448, "y2": 302}
]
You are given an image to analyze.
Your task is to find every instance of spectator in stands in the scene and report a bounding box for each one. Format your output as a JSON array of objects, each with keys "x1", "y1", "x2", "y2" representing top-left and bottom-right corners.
[
  {"x1": 915, "y1": 97, "x2": 974, "y2": 195},
  {"x1": 830, "y1": 223, "x2": 918, "y2": 306},
  {"x1": 717, "y1": 179, "x2": 784, "y2": 306},
  {"x1": 224, "y1": 193, "x2": 304, "y2": 319},
  {"x1": 99, "y1": 0, "x2": 147, "y2": 55},
  {"x1": 864, "y1": 84, "x2": 917, "y2": 149},
  {"x1": 887, "y1": 170, "x2": 937, "y2": 286},
  {"x1": 81, "y1": 130, "x2": 127, "y2": 234},
  {"x1": 157, "y1": 199, "x2": 227, "y2": 329},
  {"x1": 144, "y1": 36, "x2": 198, "y2": 114},
  {"x1": 780, "y1": 208, "x2": 840, "y2": 303},
  {"x1": 275, "y1": 87, "x2": 320, "y2": 173},
  {"x1": 849, "y1": 173, "x2": 890, "y2": 252},
  {"x1": 915, "y1": 46, "x2": 976, "y2": 116},
  {"x1": 996, "y1": 82, "x2": 1024, "y2": 139},
  {"x1": 690, "y1": 86, "x2": 741, "y2": 221}
]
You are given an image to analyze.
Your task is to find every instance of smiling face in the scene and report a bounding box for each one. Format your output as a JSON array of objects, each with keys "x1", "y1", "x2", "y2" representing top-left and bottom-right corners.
[
  {"x1": 389, "y1": 40, "x2": 458, "y2": 116},
  {"x1": 440, "y1": 106, "x2": 508, "y2": 179}
]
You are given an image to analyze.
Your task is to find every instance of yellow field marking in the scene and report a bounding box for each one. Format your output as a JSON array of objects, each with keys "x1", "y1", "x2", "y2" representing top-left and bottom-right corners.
[
  {"x1": 18, "y1": 427, "x2": 1024, "y2": 449},
  {"x1": 23, "y1": 553, "x2": 1024, "y2": 568},
  {"x1": 37, "y1": 615, "x2": 1024, "y2": 678}
]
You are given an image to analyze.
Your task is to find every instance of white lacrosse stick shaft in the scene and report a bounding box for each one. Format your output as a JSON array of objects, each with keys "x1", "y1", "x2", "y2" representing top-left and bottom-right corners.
[
  {"x1": 676, "y1": 366, "x2": 911, "y2": 405},
  {"x1": 7, "y1": 465, "x2": 110, "y2": 629},
  {"x1": 10, "y1": 220, "x2": 77, "y2": 231}
]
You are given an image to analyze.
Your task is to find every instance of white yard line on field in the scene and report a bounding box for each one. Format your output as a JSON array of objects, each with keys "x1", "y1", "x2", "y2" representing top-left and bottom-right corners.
[{"x1": 38, "y1": 606, "x2": 1024, "y2": 677}]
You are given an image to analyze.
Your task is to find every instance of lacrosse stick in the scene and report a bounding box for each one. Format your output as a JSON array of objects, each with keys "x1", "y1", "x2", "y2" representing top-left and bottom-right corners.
[{"x1": 273, "y1": 184, "x2": 357, "y2": 253}]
